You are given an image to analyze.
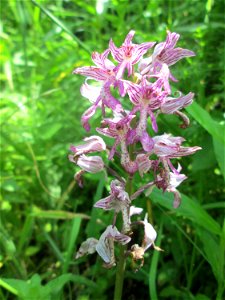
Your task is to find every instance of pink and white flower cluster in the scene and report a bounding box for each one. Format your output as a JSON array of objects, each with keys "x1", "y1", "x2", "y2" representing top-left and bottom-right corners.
[{"x1": 70, "y1": 30, "x2": 201, "y2": 268}]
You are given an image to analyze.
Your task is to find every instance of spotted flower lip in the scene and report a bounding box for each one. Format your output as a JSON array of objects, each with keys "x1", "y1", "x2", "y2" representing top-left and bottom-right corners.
[{"x1": 109, "y1": 30, "x2": 155, "y2": 79}]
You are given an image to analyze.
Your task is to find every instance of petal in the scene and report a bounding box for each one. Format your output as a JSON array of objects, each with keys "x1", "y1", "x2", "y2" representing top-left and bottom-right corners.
[
  {"x1": 74, "y1": 170, "x2": 85, "y2": 188},
  {"x1": 106, "y1": 225, "x2": 131, "y2": 244},
  {"x1": 81, "y1": 105, "x2": 98, "y2": 131},
  {"x1": 127, "y1": 62, "x2": 133, "y2": 77},
  {"x1": 138, "y1": 56, "x2": 152, "y2": 73},
  {"x1": 108, "y1": 138, "x2": 120, "y2": 160},
  {"x1": 140, "y1": 131, "x2": 154, "y2": 152},
  {"x1": 96, "y1": 127, "x2": 116, "y2": 138},
  {"x1": 123, "y1": 30, "x2": 135, "y2": 46},
  {"x1": 77, "y1": 155, "x2": 104, "y2": 173},
  {"x1": 76, "y1": 238, "x2": 98, "y2": 259},
  {"x1": 70, "y1": 135, "x2": 106, "y2": 156},
  {"x1": 161, "y1": 92, "x2": 194, "y2": 114},
  {"x1": 102, "y1": 85, "x2": 123, "y2": 111},
  {"x1": 142, "y1": 214, "x2": 157, "y2": 251},
  {"x1": 132, "y1": 42, "x2": 156, "y2": 64},
  {"x1": 91, "y1": 49, "x2": 115, "y2": 70},
  {"x1": 148, "y1": 109, "x2": 158, "y2": 132},
  {"x1": 136, "y1": 154, "x2": 152, "y2": 177},
  {"x1": 130, "y1": 206, "x2": 143, "y2": 218},
  {"x1": 115, "y1": 61, "x2": 128, "y2": 79},
  {"x1": 173, "y1": 190, "x2": 181, "y2": 208},
  {"x1": 127, "y1": 83, "x2": 142, "y2": 105},
  {"x1": 164, "y1": 31, "x2": 180, "y2": 50},
  {"x1": 96, "y1": 230, "x2": 113, "y2": 264},
  {"x1": 160, "y1": 48, "x2": 195, "y2": 66},
  {"x1": 80, "y1": 82, "x2": 102, "y2": 104},
  {"x1": 169, "y1": 171, "x2": 187, "y2": 189},
  {"x1": 109, "y1": 39, "x2": 123, "y2": 62},
  {"x1": 94, "y1": 195, "x2": 113, "y2": 210},
  {"x1": 73, "y1": 66, "x2": 109, "y2": 81},
  {"x1": 168, "y1": 146, "x2": 202, "y2": 158},
  {"x1": 126, "y1": 128, "x2": 138, "y2": 145}
]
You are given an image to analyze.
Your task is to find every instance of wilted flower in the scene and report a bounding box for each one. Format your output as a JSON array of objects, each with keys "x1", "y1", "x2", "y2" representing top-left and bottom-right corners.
[
  {"x1": 75, "y1": 238, "x2": 98, "y2": 259},
  {"x1": 94, "y1": 180, "x2": 131, "y2": 232}
]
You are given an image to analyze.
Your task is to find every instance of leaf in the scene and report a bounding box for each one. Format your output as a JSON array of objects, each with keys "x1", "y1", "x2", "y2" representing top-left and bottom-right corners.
[
  {"x1": 86, "y1": 173, "x2": 106, "y2": 237},
  {"x1": 0, "y1": 274, "x2": 51, "y2": 300},
  {"x1": 31, "y1": 206, "x2": 90, "y2": 220},
  {"x1": 0, "y1": 273, "x2": 96, "y2": 299},
  {"x1": 0, "y1": 279, "x2": 19, "y2": 296},
  {"x1": 46, "y1": 273, "x2": 96, "y2": 294},
  {"x1": 196, "y1": 228, "x2": 224, "y2": 285},
  {"x1": 191, "y1": 134, "x2": 216, "y2": 172},
  {"x1": 195, "y1": 294, "x2": 211, "y2": 300},
  {"x1": 63, "y1": 218, "x2": 81, "y2": 274},
  {"x1": 39, "y1": 123, "x2": 62, "y2": 140},
  {"x1": 31, "y1": 0, "x2": 91, "y2": 54},
  {"x1": 186, "y1": 102, "x2": 225, "y2": 144},
  {"x1": 186, "y1": 102, "x2": 225, "y2": 179},
  {"x1": 213, "y1": 137, "x2": 225, "y2": 179},
  {"x1": 150, "y1": 189, "x2": 221, "y2": 236}
]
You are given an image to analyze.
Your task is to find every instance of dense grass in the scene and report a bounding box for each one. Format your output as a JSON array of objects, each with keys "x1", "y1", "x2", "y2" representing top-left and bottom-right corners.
[{"x1": 0, "y1": 0, "x2": 224, "y2": 299}]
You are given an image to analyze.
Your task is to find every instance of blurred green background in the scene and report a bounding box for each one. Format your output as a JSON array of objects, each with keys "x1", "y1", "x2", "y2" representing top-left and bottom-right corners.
[{"x1": 0, "y1": 0, "x2": 224, "y2": 299}]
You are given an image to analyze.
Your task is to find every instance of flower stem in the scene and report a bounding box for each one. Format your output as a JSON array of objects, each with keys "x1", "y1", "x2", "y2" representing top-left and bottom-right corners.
[
  {"x1": 113, "y1": 243, "x2": 127, "y2": 300},
  {"x1": 113, "y1": 173, "x2": 133, "y2": 300}
]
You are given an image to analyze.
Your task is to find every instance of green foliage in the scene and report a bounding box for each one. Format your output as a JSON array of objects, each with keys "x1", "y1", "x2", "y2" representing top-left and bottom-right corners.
[{"x1": 0, "y1": 0, "x2": 224, "y2": 299}]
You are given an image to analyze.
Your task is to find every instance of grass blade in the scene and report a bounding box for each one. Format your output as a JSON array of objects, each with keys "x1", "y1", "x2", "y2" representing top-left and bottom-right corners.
[{"x1": 31, "y1": 0, "x2": 91, "y2": 54}]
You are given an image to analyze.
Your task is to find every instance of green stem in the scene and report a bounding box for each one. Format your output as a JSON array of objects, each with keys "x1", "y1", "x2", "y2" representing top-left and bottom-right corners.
[
  {"x1": 113, "y1": 174, "x2": 133, "y2": 300},
  {"x1": 113, "y1": 244, "x2": 127, "y2": 300}
]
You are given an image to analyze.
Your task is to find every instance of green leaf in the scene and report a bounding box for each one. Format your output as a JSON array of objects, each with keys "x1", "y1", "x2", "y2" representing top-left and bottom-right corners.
[
  {"x1": 46, "y1": 273, "x2": 96, "y2": 294},
  {"x1": 187, "y1": 102, "x2": 225, "y2": 179},
  {"x1": 195, "y1": 294, "x2": 211, "y2": 300},
  {"x1": 0, "y1": 273, "x2": 96, "y2": 299},
  {"x1": 0, "y1": 279, "x2": 19, "y2": 296},
  {"x1": 31, "y1": 0, "x2": 91, "y2": 54},
  {"x1": 186, "y1": 102, "x2": 225, "y2": 144},
  {"x1": 196, "y1": 228, "x2": 224, "y2": 285},
  {"x1": 0, "y1": 274, "x2": 50, "y2": 300},
  {"x1": 213, "y1": 137, "x2": 225, "y2": 179},
  {"x1": 39, "y1": 123, "x2": 62, "y2": 140},
  {"x1": 150, "y1": 189, "x2": 221, "y2": 236},
  {"x1": 31, "y1": 206, "x2": 90, "y2": 220}
]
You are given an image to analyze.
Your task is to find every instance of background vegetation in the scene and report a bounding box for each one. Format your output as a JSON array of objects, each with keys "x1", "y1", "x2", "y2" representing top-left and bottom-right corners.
[{"x1": 0, "y1": 0, "x2": 224, "y2": 299}]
